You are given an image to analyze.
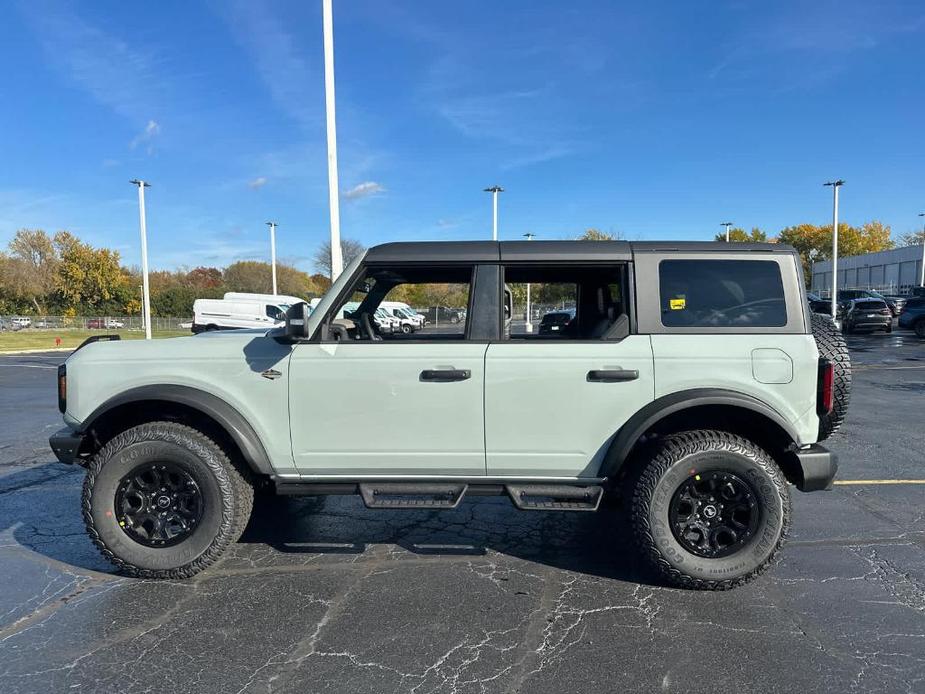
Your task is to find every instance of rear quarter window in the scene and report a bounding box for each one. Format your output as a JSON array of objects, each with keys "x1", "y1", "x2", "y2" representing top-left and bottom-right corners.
[{"x1": 659, "y1": 259, "x2": 787, "y2": 328}]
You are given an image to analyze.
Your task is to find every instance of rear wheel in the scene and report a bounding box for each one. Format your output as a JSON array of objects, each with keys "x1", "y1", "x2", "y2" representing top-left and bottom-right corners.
[
  {"x1": 631, "y1": 430, "x2": 790, "y2": 590},
  {"x1": 83, "y1": 422, "x2": 253, "y2": 579}
]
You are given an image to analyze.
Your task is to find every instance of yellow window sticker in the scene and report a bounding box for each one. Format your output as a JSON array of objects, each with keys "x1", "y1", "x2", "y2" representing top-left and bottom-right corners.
[{"x1": 669, "y1": 297, "x2": 686, "y2": 310}]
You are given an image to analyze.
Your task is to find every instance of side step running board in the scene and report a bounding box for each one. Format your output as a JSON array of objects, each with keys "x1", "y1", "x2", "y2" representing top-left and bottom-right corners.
[
  {"x1": 506, "y1": 484, "x2": 603, "y2": 511},
  {"x1": 359, "y1": 483, "x2": 467, "y2": 509}
]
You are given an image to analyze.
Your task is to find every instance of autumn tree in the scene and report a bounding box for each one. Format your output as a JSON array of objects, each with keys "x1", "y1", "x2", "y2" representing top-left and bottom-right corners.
[
  {"x1": 52, "y1": 231, "x2": 127, "y2": 312},
  {"x1": 778, "y1": 221, "x2": 894, "y2": 284},
  {"x1": 577, "y1": 228, "x2": 623, "y2": 241},
  {"x1": 714, "y1": 227, "x2": 768, "y2": 242}
]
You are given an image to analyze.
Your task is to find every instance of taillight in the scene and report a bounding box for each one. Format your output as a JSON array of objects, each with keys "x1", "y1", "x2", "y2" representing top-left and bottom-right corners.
[
  {"x1": 817, "y1": 359, "x2": 834, "y2": 415},
  {"x1": 57, "y1": 364, "x2": 67, "y2": 414}
]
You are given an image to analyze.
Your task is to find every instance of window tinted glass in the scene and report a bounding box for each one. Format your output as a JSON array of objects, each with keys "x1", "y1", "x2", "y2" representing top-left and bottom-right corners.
[{"x1": 659, "y1": 260, "x2": 787, "y2": 328}]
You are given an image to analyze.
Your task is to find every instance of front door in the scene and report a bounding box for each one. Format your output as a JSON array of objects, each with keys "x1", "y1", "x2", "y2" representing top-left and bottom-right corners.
[{"x1": 288, "y1": 263, "x2": 487, "y2": 476}]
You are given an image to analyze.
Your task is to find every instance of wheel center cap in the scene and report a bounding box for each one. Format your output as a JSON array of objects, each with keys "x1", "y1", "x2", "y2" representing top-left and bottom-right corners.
[
  {"x1": 156, "y1": 495, "x2": 171, "y2": 509},
  {"x1": 703, "y1": 504, "x2": 718, "y2": 519}
]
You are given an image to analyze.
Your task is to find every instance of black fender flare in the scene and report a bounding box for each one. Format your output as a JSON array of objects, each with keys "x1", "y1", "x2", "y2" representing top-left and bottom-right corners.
[
  {"x1": 600, "y1": 388, "x2": 802, "y2": 478},
  {"x1": 78, "y1": 385, "x2": 273, "y2": 476}
]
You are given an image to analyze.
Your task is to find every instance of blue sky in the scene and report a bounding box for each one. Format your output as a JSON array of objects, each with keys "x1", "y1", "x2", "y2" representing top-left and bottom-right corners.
[{"x1": 1, "y1": 0, "x2": 923, "y2": 271}]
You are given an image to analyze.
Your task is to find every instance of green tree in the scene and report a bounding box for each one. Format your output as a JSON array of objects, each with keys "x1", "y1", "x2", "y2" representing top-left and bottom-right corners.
[{"x1": 714, "y1": 227, "x2": 768, "y2": 242}]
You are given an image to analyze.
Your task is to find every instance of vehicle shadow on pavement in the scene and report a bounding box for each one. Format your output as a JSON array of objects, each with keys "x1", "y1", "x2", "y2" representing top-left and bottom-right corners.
[
  {"x1": 239, "y1": 492, "x2": 666, "y2": 587},
  {"x1": 2, "y1": 463, "x2": 664, "y2": 587}
]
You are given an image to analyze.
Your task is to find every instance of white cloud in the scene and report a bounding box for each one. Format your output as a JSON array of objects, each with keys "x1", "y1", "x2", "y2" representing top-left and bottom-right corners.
[
  {"x1": 130, "y1": 120, "x2": 161, "y2": 151},
  {"x1": 248, "y1": 176, "x2": 268, "y2": 190},
  {"x1": 343, "y1": 181, "x2": 385, "y2": 201}
]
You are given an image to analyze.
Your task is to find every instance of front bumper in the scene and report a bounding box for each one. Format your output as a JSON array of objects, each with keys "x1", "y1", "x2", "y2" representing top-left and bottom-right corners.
[
  {"x1": 793, "y1": 444, "x2": 838, "y2": 492},
  {"x1": 49, "y1": 427, "x2": 84, "y2": 465}
]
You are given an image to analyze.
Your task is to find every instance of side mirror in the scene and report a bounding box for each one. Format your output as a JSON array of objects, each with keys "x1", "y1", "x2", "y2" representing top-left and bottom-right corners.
[{"x1": 285, "y1": 302, "x2": 310, "y2": 340}]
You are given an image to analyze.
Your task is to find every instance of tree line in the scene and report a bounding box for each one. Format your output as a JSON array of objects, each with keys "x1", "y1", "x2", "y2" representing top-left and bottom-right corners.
[
  {"x1": 0, "y1": 229, "x2": 336, "y2": 316},
  {"x1": 0, "y1": 222, "x2": 913, "y2": 315}
]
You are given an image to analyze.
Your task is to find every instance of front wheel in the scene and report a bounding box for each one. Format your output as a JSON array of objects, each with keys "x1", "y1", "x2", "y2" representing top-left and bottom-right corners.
[
  {"x1": 83, "y1": 422, "x2": 254, "y2": 579},
  {"x1": 631, "y1": 430, "x2": 791, "y2": 590}
]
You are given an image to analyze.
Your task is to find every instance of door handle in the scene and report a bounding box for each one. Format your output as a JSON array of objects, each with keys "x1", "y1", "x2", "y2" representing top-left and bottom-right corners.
[
  {"x1": 587, "y1": 369, "x2": 639, "y2": 383},
  {"x1": 420, "y1": 369, "x2": 471, "y2": 382}
]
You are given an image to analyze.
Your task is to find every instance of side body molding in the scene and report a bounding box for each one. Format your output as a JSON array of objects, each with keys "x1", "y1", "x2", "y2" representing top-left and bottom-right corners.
[
  {"x1": 600, "y1": 388, "x2": 802, "y2": 478},
  {"x1": 80, "y1": 385, "x2": 274, "y2": 476}
]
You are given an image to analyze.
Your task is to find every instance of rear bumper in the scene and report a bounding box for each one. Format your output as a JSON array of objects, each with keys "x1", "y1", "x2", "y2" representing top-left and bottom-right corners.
[
  {"x1": 49, "y1": 427, "x2": 84, "y2": 465},
  {"x1": 793, "y1": 444, "x2": 838, "y2": 492}
]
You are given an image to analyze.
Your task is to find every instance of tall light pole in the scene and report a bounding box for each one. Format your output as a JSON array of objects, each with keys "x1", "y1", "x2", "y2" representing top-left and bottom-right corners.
[
  {"x1": 721, "y1": 221, "x2": 733, "y2": 242},
  {"x1": 484, "y1": 186, "x2": 504, "y2": 240},
  {"x1": 266, "y1": 222, "x2": 278, "y2": 295},
  {"x1": 824, "y1": 180, "x2": 844, "y2": 320},
  {"x1": 523, "y1": 232, "x2": 535, "y2": 332},
  {"x1": 918, "y1": 213, "x2": 925, "y2": 287},
  {"x1": 130, "y1": 180, "x2": 152, "y2": 340},
  {"x1": 322, "y1": 0, "x2": 343, "y2": 280}
]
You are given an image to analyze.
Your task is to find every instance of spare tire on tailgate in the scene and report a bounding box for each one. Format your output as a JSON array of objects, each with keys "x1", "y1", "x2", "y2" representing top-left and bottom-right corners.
[{"x1": 811, "y1": 312, "x2": 851, "y2": 441}]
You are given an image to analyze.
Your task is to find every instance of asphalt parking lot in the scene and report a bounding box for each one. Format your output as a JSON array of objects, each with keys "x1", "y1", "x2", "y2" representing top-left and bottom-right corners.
[{"x1": 1, "y1": 330, "x2": 924, "y2": 693}]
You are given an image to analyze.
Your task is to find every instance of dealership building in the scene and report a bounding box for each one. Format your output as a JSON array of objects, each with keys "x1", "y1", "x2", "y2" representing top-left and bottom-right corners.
[{"x1": 811, "y1": 244, "x2": 925, "y2": 296}]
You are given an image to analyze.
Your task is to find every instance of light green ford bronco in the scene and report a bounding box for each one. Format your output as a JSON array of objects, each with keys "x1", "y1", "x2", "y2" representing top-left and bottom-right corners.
[{"x1": 50, "y1": 241, "x2": 850, "y2": 589}]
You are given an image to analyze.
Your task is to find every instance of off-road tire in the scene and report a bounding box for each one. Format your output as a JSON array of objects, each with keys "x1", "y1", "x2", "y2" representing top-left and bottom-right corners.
[
  {"x1": 811, "y1": 312, "x2": 851, "y2": 441},
  {"x1": 631, "y1": 430, "x2": 791, "y2": 591},
  {"x1": 82, "y1": 421, "x2": 254, "y2": 579}
]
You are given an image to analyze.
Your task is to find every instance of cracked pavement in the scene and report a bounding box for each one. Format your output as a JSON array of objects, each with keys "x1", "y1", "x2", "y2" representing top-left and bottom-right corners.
[{"x1": 1, "y1": 331, "x2": 924, "y2": 693}]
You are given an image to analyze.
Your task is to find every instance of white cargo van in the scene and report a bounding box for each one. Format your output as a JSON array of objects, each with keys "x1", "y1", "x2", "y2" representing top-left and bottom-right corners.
[
  {"x1": 380, "y1": 301, "x2": 425, "y2": 329},
  {"x1": 192, "y1": 298, "x2": 289, "y2": 333}
]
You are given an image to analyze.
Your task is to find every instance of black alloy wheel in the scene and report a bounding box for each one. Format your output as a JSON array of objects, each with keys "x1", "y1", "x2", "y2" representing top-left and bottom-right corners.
[
  {"x1": 115, "y1": 462, "x2": 203, "y2": 547},
  {"x1": 668, "y1": 470, "x2": 759, "y2": 558}
]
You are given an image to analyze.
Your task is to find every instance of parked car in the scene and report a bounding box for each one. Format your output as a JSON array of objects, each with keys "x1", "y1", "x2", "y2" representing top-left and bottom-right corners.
[
  {"x1": 840, "y1": 298, "x2": 892, "y2": 333},
  {"x1": 86, "y1": 318, "x2": 125, "y2": 330},
  {"x1": 0, "y1": 317, "x2": 16, "y2": 331},
  {"x1": 538, "y1": 309, "x2": 576, "y2": 335},
  {"x1": 381, "y1": 301, "x2": 426, "y2": 328},
  {"x1": 806, "y1": 292, "x2": 831, "y2": 315},
  {"x1": 52, "y1": 239, "x2": 849, "y2": 590},
  {"x1": 11, "y1": 316, "x2": 32, "y2": 328},
  {"x1": 905, "y1": 287, "x2": 925, "y2": 298},
  {"x1": 838, "y1": 289, "x2": 903, "y2": 317},
  {"x1": 883, "y1": 295, "x2": 908, "y2": 316},
  {"x1": 898, "y1": 297, "x2": 925, "y2": 338}
]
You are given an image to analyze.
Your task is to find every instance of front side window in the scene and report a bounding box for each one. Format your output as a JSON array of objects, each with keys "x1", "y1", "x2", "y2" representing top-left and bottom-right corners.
[
  {"x1": 325, "y1": 265, "x2": 472, "y2": 341},
  {"x1": 502, "y1": 264, "x2": 629, "y2": 340},
  {"x1": 265, "y1": 305, "x2": 284, "y2": 320},
  {"x1": 659, "y1": 259, "x2": 787, "y2": 328}
]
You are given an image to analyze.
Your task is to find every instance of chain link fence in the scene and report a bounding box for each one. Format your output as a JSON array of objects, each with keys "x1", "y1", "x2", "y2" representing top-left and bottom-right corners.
[{"x1": 0, "y1": 315, "x2": 191, "y2": 332}]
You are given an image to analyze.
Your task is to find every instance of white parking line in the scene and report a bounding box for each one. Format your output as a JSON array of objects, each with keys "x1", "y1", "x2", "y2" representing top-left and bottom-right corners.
[
  {"x1": 0, "y1": 364, "x2": 57, "y2": 369},
  {"x1": 835, "y1": 480, "x2": 925, "y2": 485}
]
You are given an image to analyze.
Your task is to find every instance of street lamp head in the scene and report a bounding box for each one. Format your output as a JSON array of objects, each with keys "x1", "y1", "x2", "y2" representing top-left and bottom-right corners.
[
  {"x1": 129, "y1": 179, "x2": 150, "y2": 187},
  {"x1": 721, "y1": 221, "x2": 733, "y2": 227},
  {"x1": 483, "y1": 186, "x2": 504, "y2": 193},
  {"x1": 523, "y1": 232, "x2": 536, "y2": 240},
  {"x1": 265, "y1": 221, "x2": 278, "y2": 227},
  {"x1": 823, "y1": 180, "x2": 845, "y2": 187}
]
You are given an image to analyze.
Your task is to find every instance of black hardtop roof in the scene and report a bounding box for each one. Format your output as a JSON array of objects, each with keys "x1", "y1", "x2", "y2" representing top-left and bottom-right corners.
[{"x1": 365, "y1": 240, "x2": 794, "y2": 263}]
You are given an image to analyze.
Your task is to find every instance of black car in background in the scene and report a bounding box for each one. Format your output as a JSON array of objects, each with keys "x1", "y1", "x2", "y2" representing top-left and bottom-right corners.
[
  {"x1": 839, "y1": 289, "x2": 904, "y2": 316},
  {"x1": 841, "y1": 298, "x2": 892, "y2": 333},
  {"x1": 538, "y1": 308, "x2": 576, "y2": 336},
  {"x1": 806, "y1": 292, "x2": 831, "y2": 314}
]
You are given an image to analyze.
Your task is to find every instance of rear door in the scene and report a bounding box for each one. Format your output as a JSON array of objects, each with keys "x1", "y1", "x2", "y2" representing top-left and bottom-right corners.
[{"x1": 484, "y1": 262, "x2": 655, "y2": 477}]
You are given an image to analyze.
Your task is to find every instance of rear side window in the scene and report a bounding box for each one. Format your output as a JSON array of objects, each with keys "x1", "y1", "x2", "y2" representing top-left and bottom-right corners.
[{"x1": 659, "y1": 260, "x2": 787, "y2": 328}]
